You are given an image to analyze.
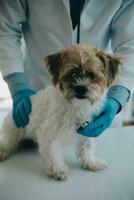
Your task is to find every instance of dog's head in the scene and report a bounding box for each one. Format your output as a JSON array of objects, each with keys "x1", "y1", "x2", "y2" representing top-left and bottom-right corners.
[{"x1": 44, "y1": 44, "x2": 122, "y2": 104}]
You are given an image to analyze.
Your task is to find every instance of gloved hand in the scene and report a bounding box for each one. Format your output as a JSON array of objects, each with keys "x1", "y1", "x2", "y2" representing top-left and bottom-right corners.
[
  {"x1": 77, "y1": 97, "x2": 120, "y2": 137},
  {"x1": 12, "y1": 89, "x2": 36, "y2": 128}
]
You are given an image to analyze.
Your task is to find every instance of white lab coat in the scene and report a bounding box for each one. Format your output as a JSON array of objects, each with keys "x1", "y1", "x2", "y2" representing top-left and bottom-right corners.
[{"x1": 0, "y1": 0, "x2": 134, "y2": 92}]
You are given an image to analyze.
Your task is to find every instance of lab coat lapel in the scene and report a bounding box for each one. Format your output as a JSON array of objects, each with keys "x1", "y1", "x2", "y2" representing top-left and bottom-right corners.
[{"x1": 83, "y1": 0, "x2": 90, "y2": 11}]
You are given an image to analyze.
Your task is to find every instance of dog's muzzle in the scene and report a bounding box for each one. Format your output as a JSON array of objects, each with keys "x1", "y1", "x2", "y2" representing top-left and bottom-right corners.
[{"x1": 72, "y1": 85, "x2": 88, "y2": 99}]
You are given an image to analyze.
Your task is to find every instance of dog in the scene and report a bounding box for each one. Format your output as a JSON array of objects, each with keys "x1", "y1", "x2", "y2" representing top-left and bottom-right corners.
[{"x1": 0, "y1": 43, "x2": 121, "y2": 181}]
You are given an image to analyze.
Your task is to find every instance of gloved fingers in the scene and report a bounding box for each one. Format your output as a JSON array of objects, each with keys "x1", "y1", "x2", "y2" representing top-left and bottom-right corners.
[
  {"x1": 18, "y1": 102, "x2": 29, "y2": 127},
  {"x1": 19, "y1": 102, "x2": 29, "y2": 126},
  {"x1": 13, "y1": 106, "x2": 29, "y2": 128},
  {"x1": 78, "y1": 124, "x2": 104, "y2": 137},
  {"x1": 86, "y1": 114, "x2": 106, "y2": 130},
  {"x1": 86, "y1": 114, "x2": 114, "y2": 135},
  {"x1": 17, "y1": 110, "x2": 29, "y2": 127},
  {"x1": 16, "y1": 97, "x2": 31, "y2": 123},
  {"x1": 21, "y1": 100, "x2": 30, "y2": 123},
  {"x1": 23, "y1": 97, "x2": 31, "y2": 114},
  {"x1": 12, "y1": 89, "x2": 36, "y2": 128},
  {"x1": 12, "y1": 109, "x2": 22, "y2": 128}
]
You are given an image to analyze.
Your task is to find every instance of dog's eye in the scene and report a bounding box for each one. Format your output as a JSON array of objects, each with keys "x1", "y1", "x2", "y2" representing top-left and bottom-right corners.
[
  {"x1": 70, "y1": 68, "x2": 79, "y2": 78},
  {"x1": 71, "y1": 72, "x2": 77, "y2": 78},
  {"x1": 86, "y1": 71, "x2": 97, "y2": 80}
]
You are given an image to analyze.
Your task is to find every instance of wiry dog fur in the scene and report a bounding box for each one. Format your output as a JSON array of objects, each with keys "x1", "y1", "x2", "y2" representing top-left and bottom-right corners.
[{"x1": 0, "y1": 44, "x2": 121, "y2": 181}]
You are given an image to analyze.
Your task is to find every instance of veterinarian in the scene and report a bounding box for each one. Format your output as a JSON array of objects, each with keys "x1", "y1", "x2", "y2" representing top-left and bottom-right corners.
[{"x1": 0, "y1": 0, "x2": 134, "y2": 137}]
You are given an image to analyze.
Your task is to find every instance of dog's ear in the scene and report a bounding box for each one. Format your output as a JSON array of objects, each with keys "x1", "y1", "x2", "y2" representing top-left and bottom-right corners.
[
  {"x1": 43, "y1": 52, "x2": 62, "y2": 85},
  {"x1": 96, "y1": 50, "x2": 122, "y2": 86}
]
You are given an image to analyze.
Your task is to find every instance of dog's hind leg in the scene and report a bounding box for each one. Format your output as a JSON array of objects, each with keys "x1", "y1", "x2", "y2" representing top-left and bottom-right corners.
[{"x1": 0, "y1": 113, "x2": 24, "y2": 161}]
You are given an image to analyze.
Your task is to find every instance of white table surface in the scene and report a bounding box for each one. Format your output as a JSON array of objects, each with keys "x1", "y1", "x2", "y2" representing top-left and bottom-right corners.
[{"x1": 0, "y1": 122, "x2": 134, "y2": 200}]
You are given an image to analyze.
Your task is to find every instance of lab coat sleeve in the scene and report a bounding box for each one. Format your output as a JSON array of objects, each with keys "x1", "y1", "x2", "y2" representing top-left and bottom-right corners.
[
  {"x1": 0, "y1": 0, "x2": 27, "y2": 77},
  {"x1": 110, "y1": 0, "x2": 134, "y2": 93}
]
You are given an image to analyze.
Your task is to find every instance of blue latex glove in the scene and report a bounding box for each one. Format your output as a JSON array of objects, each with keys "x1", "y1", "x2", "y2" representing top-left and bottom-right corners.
[
  {"x1": 12, "y1": 89, "x2": 36, "y2": 128},
  {"x1": 77, "y1": 97, "x2": 120, "y2": 137}
]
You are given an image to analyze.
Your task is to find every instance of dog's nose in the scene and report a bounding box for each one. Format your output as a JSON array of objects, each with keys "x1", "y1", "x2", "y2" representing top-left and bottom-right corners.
[{"x1": 73, "y1": 85, "x2": 88, "y2": 99}]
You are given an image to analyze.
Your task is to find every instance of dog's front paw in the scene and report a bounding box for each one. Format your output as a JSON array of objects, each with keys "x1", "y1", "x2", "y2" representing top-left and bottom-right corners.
[
  {"x1": 81, "y1": 158, "x2": 107, "y2": 172},
  {"x1": 46, "y1": 167, "x2": 70, "y2": 181},
  {"x1": 0, "y1": 146, "x2": 10, "y2": 161}
]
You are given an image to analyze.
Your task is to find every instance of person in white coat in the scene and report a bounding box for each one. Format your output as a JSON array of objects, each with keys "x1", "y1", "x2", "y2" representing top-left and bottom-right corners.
[{"x1": 0, "y1": 0, "x2": 133, "y2": 137}]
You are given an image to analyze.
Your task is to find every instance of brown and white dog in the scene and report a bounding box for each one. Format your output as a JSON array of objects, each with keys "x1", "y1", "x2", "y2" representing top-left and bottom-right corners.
[{"x1": 0, "y1": 44, "x2": 121, "y2": 181}]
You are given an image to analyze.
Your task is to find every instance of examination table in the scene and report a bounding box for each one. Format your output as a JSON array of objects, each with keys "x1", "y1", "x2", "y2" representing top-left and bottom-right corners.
[{"x1": 0, "y1": 111, "x2": 134, "y2": 200}]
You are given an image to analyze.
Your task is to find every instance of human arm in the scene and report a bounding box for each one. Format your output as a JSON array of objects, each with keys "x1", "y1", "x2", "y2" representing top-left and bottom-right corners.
[
  {"x1": 0, "y1": 0, "x2": 28, "y2": 77},
  {"x1": 77, "y1": 1, "x2": 134, "y2": 137},
  {"x1": 0, "y1": 1, "x2": 35, "y2": 127}
]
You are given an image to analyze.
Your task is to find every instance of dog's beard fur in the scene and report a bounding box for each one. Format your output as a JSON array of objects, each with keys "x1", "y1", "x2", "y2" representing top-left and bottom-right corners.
[{"x1": 0, "y1": 43, "x2": 122, "y2": 181}]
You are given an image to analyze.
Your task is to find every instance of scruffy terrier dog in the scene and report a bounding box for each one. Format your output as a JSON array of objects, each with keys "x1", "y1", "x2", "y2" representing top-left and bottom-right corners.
[{"x1": 0, "y1": 44, "x2": 121, "y2": 181}]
